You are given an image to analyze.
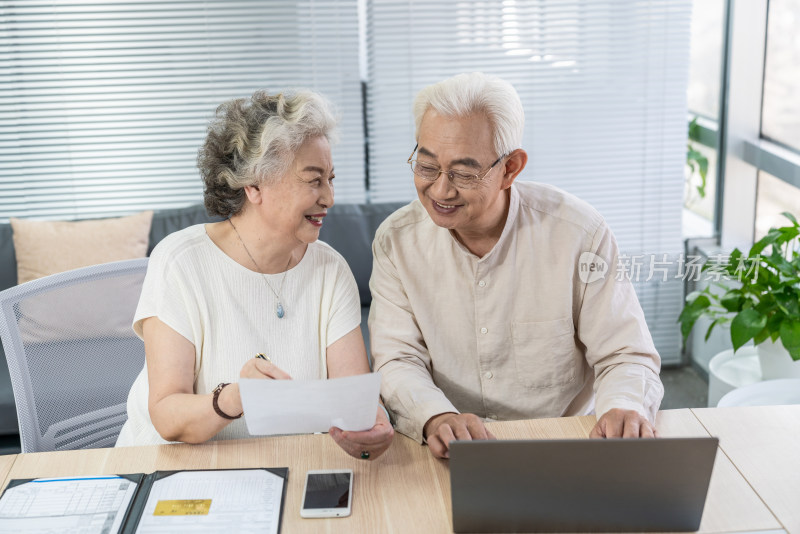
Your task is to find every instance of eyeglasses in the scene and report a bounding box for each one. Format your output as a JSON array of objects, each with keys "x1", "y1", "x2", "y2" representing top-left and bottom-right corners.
[{"x1": 407, "y1": 144, "x2": 505, "y2": 189}]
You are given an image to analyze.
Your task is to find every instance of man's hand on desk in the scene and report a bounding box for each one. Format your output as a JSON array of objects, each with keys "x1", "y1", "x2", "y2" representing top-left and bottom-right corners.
[
  {"x1": 590, "y1": 408, "x2": 657, "y2": 439},
  {"x1": 423, "y1": 412, "x2": 497, "y2": 459}
]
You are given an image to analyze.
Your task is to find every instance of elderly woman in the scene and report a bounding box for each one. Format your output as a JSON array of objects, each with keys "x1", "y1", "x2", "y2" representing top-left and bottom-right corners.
[{"x1": 116, "y1": 89, "x2": 393, "y2": 460}]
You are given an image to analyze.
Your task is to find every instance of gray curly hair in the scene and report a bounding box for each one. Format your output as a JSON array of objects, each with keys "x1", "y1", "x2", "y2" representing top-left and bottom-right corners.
[{"x1": 198, "y1": 89, "x2": 338, "y2": 218}]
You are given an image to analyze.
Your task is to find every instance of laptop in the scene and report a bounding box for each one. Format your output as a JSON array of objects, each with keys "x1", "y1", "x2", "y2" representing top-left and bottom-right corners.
[{"x1": 449, "y1": 437, "x2": 718, "y2": 533}]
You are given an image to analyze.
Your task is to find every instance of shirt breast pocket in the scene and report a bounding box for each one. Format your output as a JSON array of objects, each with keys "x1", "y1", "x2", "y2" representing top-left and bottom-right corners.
[{"x1": 511, "y1": 318, "x2": 579, "y2": 389}]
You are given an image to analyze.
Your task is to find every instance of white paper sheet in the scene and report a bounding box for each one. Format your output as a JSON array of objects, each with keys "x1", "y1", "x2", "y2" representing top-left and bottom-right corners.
[
  {"x1": 0, "y1": 475, "x2": 137, "y2": 534},
  {"x1": 135, "y1": 469, "x2": 284, "y2": 534},
  {"x1": 239, "y1": 372, "x2": 381, "y2": 435}
]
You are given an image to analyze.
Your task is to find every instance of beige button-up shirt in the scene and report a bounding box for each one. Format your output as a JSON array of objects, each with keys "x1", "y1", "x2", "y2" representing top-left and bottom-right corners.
[{"x1": 369, "y1": 181, "x2": 664, "y2": 443}]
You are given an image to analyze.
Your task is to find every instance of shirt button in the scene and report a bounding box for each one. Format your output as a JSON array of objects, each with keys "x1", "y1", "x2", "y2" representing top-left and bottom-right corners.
[
  {"x1": 480, "y1": 327, "x2": 488, "y2": 334},
  {"x1": 478, "y1": 280, "x2": 486, "y2": 287},
  {"x1": 484, "y1": 371, "x2": 493, "y2": 379}
]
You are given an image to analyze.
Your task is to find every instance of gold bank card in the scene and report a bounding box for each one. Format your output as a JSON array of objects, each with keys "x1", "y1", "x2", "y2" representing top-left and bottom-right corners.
[{"x1": 153, "y1": 499, "x2": 212, "y2": 516}]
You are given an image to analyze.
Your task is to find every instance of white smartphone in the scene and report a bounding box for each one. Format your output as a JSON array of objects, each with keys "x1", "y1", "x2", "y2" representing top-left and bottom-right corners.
[{"x1": 300, "y1": 469, "x2": 354, "y2": 518}]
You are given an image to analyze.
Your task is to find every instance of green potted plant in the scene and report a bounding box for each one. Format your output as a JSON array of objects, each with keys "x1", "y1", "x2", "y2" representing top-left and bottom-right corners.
[{"x1": 679, "y1": 212, "x2": 800, "y2": 379}]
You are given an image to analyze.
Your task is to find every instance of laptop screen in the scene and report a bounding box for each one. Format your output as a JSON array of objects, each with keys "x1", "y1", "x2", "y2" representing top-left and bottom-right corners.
[{"x1": 449, "y1": 437, "x2": 718, "y2": 533}]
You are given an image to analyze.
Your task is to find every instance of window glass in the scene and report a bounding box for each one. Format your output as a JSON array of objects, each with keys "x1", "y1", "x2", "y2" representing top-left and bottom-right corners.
[
  {"x1": 761, "y1": 0, "x2": 800, "y2": 152},
  {"x1": 755, "y1": 171, "x2": 800, "y2": 239},
  {"x1": 683, "y1": 141, "x2": 717, "y2": 237},
  {"x1": 687, "y1": 0, "x2": 725, "y2": 119}
]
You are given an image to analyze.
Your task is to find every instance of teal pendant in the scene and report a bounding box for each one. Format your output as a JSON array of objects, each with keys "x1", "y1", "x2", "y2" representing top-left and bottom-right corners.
[{"x1": 276, "y1": 302, "x2": 285, "y2": 319}]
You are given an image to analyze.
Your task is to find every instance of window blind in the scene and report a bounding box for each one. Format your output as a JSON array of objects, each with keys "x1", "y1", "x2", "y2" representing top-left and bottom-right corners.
[
  {"x1": 366, "y1": 0, "x2": 691, "y2": 364},
  {"x1": 0, "y1": 0, "x2": 365, "y2": 222}
]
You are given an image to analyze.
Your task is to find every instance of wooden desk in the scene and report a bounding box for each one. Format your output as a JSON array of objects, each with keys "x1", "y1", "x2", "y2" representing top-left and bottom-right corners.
[
  {"x1": 3, "y1": 430, "x2": 450, "y2": 533},
  {"x1": 692, "y1": 405, "x2": 800, "y2": 533},
  {"x1": 0, "y1": 409, "x2": 789, "y2": 533},
  {"x1": 0, "y1": 455, "x2": 15, "y2": 494}
]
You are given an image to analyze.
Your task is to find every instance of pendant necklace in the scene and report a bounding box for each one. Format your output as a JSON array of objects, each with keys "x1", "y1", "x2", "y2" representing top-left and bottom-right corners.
[{"x1": 229, "y1": 218, "x2": 291, "y2": 319}]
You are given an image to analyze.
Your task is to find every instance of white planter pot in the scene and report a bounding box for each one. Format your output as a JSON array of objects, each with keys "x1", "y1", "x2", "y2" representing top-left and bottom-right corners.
[
  {"x1": 757, "y1": 338, "x2": 800, "y2": 380},
  {"x1": 718, "y1": 378, "x2": 800, "y2": 407},
  {"x1": 708, "y1": 347, "x2": 761, "y2": 407}
]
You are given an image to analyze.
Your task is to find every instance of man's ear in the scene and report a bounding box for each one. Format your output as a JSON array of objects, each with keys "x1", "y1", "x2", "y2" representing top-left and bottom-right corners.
[
  {"x1": 243, "y1": 183, "x2": 263, "y2": 204},
  {"x1": 500, "y1": 148, "x2": 528, "y2": 189}
]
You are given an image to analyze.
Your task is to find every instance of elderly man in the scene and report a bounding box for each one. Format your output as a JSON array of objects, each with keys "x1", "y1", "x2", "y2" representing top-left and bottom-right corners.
[{"x1": 369, "y1": 72, "x2": 664, "y2": 459}]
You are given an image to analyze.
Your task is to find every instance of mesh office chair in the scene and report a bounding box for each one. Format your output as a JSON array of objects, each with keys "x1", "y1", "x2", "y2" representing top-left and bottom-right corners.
[{"x1": 0, "y1": 258, "x2": 148, "y2": 453}]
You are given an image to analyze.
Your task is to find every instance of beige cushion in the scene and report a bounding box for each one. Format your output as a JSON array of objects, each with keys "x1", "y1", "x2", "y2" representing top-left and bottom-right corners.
[{"x1": 11, "y1": 210, "x2": 153, "y2": 284}]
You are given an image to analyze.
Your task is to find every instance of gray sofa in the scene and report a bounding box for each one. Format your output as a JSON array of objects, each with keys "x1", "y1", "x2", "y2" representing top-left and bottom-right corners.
[{"x1": 0, "y1": 201, "x2": 405, "y2": 438}]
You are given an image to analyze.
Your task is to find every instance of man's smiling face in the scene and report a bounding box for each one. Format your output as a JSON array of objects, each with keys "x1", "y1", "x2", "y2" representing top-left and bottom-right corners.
[{"x1": 413, "y1": 109, "x2": 509, "y2": 241}]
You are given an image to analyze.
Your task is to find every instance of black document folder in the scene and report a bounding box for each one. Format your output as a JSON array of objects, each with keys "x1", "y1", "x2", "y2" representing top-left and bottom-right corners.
[{"x1": 0, "y1": 467, "x2": 289, "y2": 533}]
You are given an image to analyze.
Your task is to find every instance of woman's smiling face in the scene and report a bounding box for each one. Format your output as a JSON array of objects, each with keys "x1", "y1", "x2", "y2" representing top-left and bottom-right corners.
[{"x1": 261, "y1": 135, "x2": 335, "y2": 246}]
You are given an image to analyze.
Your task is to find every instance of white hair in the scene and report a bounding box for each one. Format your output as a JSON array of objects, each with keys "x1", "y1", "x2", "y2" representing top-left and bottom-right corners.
[{"x1": 412, "y1": 72, "x2": 524, "y2": 157}]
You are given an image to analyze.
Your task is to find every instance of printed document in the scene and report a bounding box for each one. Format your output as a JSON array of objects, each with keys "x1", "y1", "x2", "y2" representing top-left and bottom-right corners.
[
  {"x1": 135, "y1": 469, "x2": 283, "y2": 534},
  {"x1": 239, "y1": 372, "x2": 381, "y2": 435},
  {"x1": 0, "y1": 475, "x2": 137, "y2": 534}
]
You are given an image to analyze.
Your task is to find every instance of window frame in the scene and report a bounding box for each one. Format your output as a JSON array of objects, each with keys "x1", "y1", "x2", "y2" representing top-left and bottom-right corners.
[
  {"x1": 693, "y1": 0, "x2": 800, "y2": 249},
  {"x1": 685, "y1": 0, "x2": 800, "y2": 370}
]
